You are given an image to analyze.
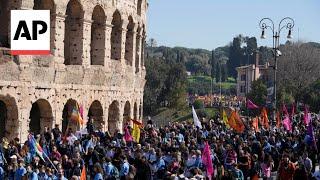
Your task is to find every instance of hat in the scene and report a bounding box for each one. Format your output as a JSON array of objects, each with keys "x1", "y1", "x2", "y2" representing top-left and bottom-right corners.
[{"x1": 10, "y1": 155, "x2": 17, "y2": 159}]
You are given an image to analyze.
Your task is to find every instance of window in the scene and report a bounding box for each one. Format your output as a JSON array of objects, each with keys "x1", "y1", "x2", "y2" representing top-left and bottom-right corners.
[
  {"x1": 240, "y1": 85, "x2": 246, "y2": 93},
  {"x1": 241, "y1": 74, "x2": 246, "y2": 81}
]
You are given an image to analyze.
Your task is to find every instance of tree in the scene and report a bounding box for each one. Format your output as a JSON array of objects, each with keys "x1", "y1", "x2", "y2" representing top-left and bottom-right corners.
[
  {"x1": 246, "y1": 79, "x2": 267, "y2": 107},
  {"x1": 277, "y1": 42, "x2": 320, "y2": 100}
]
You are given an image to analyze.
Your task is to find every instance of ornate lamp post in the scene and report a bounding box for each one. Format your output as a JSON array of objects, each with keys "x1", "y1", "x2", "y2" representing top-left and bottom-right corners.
[{"x1": 259, "y1": 17, "x2": 294, "y2": 125}]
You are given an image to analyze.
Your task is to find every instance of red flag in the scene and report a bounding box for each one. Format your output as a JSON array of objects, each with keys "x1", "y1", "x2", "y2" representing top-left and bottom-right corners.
[
  {"x1": 80, "y1": 166, "x2": 86, "y2": 180},
  {"x1": 261, "y1": 107, "x2": 269, "y2": 129},
  {"x1": 202, "y1": 142, "x2": 214, "y2": 178},
  {"x1": 246, "y1": 99, "x2": 259, "y2": 109}
]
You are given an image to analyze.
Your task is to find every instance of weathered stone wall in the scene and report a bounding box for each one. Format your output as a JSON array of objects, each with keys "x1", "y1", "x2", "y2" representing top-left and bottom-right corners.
[{"x1": 0, "y1": 0, "x2": 147, "y2": 141}]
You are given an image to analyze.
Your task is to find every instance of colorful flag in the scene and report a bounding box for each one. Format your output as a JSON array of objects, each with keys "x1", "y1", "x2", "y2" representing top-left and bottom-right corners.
[
  {"x1": 192, "y1": 106, "x2": 203, "y2": 129},
  {"x1": 222, "y1": 109, "x2": 230, "y2": 128},
  {"x1": 283, "y1": 116, "x2": 292, "y2": 132},
  {"x1": 252, "y1": 117, "x2": 259, "y2": 132},
  {"x1": 304, "y1": 105, "x2": 310, "y2": 126},
  {"x1": 28, "y1": 134, "x2": 46, "y2": 160},
  {"x1": 80, "y1": 166, "x2": 86, "y2": 180},
  {"x1": 71, "y1": 103, "x2": 84, "y2": 126},
  {"x1": 261, "y1": 107, "x2": 269, "y2": 129},
  {"x1": 246, "y1": 99, "x2": 259, "y2": 109},
  {"x1": 202, "y1": 141, "x2": 214, "y2": 179},
  {"x1": 132, "y1": 120, "x2": 141, "y2": 143}
]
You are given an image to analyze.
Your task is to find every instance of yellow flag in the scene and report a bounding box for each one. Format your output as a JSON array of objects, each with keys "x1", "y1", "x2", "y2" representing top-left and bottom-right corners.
[
  {"x1": 132, "y1": 123, "x2": 141, "y2": 143},
  {"x1": 222, "y1": 109, "x2": 230, "y2": 128}
]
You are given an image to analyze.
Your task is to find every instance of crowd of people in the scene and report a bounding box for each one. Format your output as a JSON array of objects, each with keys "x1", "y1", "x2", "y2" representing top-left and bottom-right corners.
[{"x1": 0, "y1": 113, "x2": 319, "y2": 180}]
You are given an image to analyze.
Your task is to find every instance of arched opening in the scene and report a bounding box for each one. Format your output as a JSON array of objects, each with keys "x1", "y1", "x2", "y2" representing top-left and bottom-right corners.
[
  {"x1": 0, "y1": 100, "x2": 7, "y2": 138},
  {"x1": 135, "y1": 26, "x2": 141, "y2": 73},
  {"x1": 123, "y1": 101, "x2": 131, "y2": 125},
  {"x1": 33, "y1": 0, "x2": 56, "y2": 54},
  {"x1": 137, "y1": 0, "x2": 142, "y2": 16},
  {"x1": 110, "y1": 10, "x2": 122, "y2": 60},
  {"x1": 108, "y1": 101, "x2": 120, "y2": 135},
  {"x1": 133, "y1": 102, "x2": 137, "y2": 120},
  {"x1": 0, "y1": 0, "x2": 9, "y2": 47},
  {"x1": 125, "y1": 16, "x2": 134, "y2": 65},
  {"x1": 29, "y1": 99, "x2": 53, "y2": 135},
  {"x1": 0, "y1": 95, "x2": 19, "y2": 139},
  {"x1": 64, "y1": 0, "x2": 84, "y2": 65},
  {"x1": 91, "y1": 5, "x2": 106, "y2": 66},
  {"x1": 62, "y1": 99, "x2": 80, "y2": 133},
  {"x1": 88, "y1": 100, "x2": 104, "y2": 130}
]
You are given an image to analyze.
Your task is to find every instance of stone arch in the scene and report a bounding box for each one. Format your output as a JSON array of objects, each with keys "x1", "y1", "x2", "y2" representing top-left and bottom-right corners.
[
  {"x1": 125, "y1": 16, "x2": 134, "y2": 66},
  {"x1": 90, "y1": 5, "x2": 106, "y2": 66},
  {"x1": 0, "y1": 0, "x2": 9, "y2": 47},
  {"x1": 62, "y1": 99, "x2": 80, "y2": 133},
  {"x1": 110, "y1": 10, "x2": 122, "y2": 60},
  {"x1": 29, "y1": 99, "x2": 53, "y2": 135},
  {"x1": 123, "y1": 101, "x2": 131, "y2": 124},
  {"x1": 33, "y1": 0, "x2": 56, "y2": 54},
  {"x1": 133, "y1": 102, "x2": 138, "y2": 120},
  {"x1": 64, "y1": 0, "x2": 84, "y2": 65},
  {"x1": 88, "y1": 100, "x2": 104, "y2": 130},
  {"x1": 135, "y1": 26, "x2": 141, "y2": 73},
  {"x1": 0, "y1": 95, "x2": 19, "y2": 139},
  {"x1": 108, "y1": 100, "x2": 120, "y2": 135},
  {"x1": 137, "y1": 0, "x2": 142, "y2": 16}
]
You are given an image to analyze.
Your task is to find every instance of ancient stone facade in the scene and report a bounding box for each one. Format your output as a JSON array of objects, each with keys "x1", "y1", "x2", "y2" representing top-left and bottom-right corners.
[{"x1": 0, "y1": 0, "x2": 147, "y2": 142}]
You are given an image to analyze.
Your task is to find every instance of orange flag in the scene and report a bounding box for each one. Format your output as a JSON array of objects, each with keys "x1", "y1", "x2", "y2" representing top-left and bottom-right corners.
[
  {"x1": 228, "y1": 111, "x2": 245, "y2": 133},
  {"x1": 276, "y1": 111, "x2": 281, "y2": 128},
  {"x1": 261, "y1": 107, "x2": 269, "y2": 129},
  {"x1": 80, "y1": 166, "x2": 86, "y2": 180},
  {"x1": 252, "y1": 117, "x2": 259, "y2": 132}
]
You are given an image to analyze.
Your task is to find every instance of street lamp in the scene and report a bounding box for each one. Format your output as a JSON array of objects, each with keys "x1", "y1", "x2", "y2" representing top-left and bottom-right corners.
[{"x1": 259, "y1": 17, "x2": 294, "y2": 126}]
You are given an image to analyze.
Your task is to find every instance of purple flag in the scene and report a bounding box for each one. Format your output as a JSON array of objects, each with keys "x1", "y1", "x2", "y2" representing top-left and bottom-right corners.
[{"x1": 246, "y1": 99, "x2": 259, "y2": 109}]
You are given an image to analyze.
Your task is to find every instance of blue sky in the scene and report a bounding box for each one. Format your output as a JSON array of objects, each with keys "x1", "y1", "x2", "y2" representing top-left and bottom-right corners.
[{"x1": 147, "y1": 0, "x2": 320, "y2": 50}]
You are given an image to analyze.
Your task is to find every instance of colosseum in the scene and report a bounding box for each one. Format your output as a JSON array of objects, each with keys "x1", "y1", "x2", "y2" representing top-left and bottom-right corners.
[{"x1": 0, "y1": 0, "x2": 147, "y2": 142}]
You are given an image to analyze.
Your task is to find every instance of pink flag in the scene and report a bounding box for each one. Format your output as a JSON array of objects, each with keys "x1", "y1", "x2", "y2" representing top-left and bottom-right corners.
[
  {"x1": 304, "y1": 106, "x2": 310, "y2": 126},
  {"x1": 283, "y1": 116, "x2": 292, "y2": 132},
  {"x1": 283, "y1": 104, "x2": 289, "y2": 117},
  {"x1": 202, "y1": 142, "x2": 214, "y2": 179},
  {"x1": 124, "y1": 126, "x2": 133, "y2": 142},
  {"x1": 246, "y1": 99, "x2": 259, "y2": 109}
]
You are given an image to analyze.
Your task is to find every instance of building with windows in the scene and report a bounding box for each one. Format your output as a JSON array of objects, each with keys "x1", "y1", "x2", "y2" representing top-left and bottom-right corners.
[
  {"x1": 236, "y1": 52, "x2": 270, "y2": 97},
  {"x1": 0, "y1": 0, "x2": 147, "y2": 141}
]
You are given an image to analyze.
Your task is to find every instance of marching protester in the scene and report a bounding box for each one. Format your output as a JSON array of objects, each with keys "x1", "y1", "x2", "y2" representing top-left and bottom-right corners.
[{"x1": 0, "y1": 104, "x2": 318, "y2": 180}]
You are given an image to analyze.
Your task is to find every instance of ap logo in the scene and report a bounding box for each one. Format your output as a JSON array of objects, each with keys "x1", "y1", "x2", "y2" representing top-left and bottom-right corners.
[{"x1": 11, "y1": 10, "x2": 50, "y2": 55}]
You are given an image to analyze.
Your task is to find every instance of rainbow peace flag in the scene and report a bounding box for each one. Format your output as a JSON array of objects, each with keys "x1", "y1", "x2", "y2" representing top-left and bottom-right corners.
[{"x1": 28, "y1": 134, "x2": 45, "y2": 160}]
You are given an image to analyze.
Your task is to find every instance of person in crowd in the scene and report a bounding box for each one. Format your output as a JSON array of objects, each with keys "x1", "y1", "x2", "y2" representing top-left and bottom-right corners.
[{"x1": 0, "y1": 109, "x2": 318, "y2": 180}]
